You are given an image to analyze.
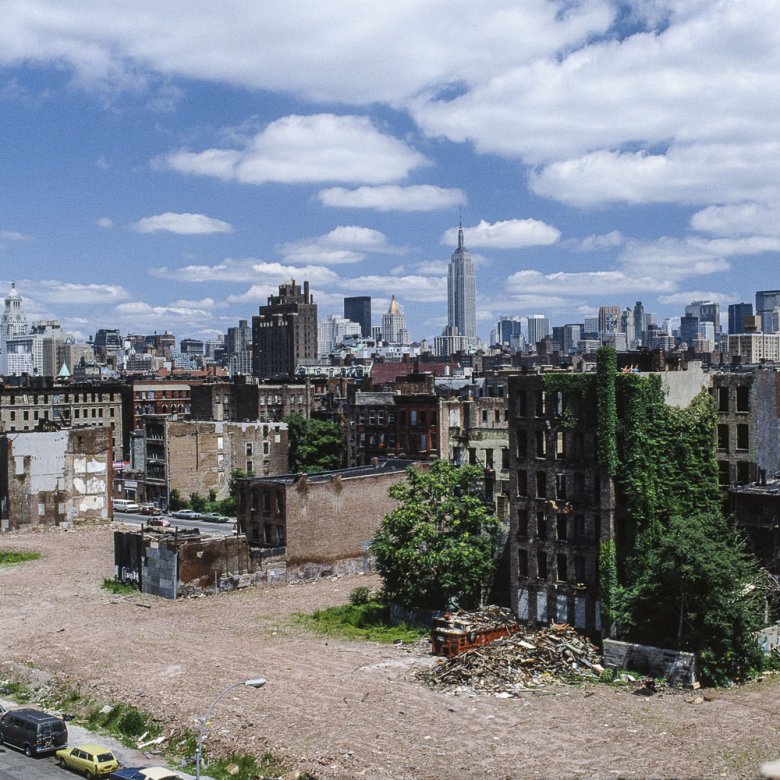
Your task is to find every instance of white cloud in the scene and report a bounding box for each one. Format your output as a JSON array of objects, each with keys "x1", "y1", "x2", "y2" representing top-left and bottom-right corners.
[
  {"x1": 657, "y1": 290, "x2": 736, "y2": 306},
  {"x1": 691, "y1": 202, "x2": 780, "y2": 238},
  {"x1": 96, "y1": 217, "x2": 113, "y2": 229},
  {"x1": 505, "y1": 269, "x2": 677, "y2": 297},
  {"x1": 35, "y1": 281, "x2": 129, "y2": 304},
  {"x1": 153, "y1": 258, "x2": 339, "y2": 286},
  {"x1": 168, "y1": 297, "x2": 219, "y2": 309},
  {"x1": 133, "y1": 212, "x2": 233, "y2": 235},
  {"x1": 278, "y1": 226, "x2": 399, "y2": 265},
  {"x1": 577, "y1": 231, "x2": 624, "y2": 251},
  {"x1": 317, "y1": 185, "x2": 465, "y2": 212},
  {"x1": 0, "y1": 229, "x2": 30, "y2": 242},
  {"x1": 114, "y1": 301, "x2": 212, "y2": 320},
  {"x1": 164, "y1": 114, "x2": 428, "y2": 186},
  {"x1": 340, "y1": 274, "x2": 448, "y2": 302},
  {"x1": 441, "y1": 218, "x2": 560, "y2": 249}
]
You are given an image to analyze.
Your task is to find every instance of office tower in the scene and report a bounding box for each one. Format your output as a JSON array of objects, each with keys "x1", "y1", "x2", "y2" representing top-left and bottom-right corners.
[
  {"x1": 526, "y1": 315, "x2": 550, "y2": 349},
  {"x1": 621, "y1": 307, "x2": 634, "y2": 338},
  {"x1": 344, "y1": 296, "x2": 371, "y2": 338},
  {"x1": 685, "y1": 300, "x2": 721, "y2": 336},
  {"x1": 447, "y1": 223, "x2": 477, "y2": 345},
  {"x1": 598, "y1": 306, "x2": 620, "y2": 337},
  {"x1": 561, "y1": 324, "x2": 583, "y2": 354},
  {"x1": 497, "y1": 316, "x2": 524, "y2": 350},
  {"x1": 757, "y1": 291, "x2": 780, "y2": 332},
  {"x1": 633, "y1": 301, "x2": 645, "y2": 344},
  {"x1": 382, "y1": 295, "x2": 409, "y2": 344},
  {"x1": 0, "y1": 284, "x2": 33, "y2": 376},
  {"x1": 727, "y1": 303, "x2": 753, "y2": 335},
  {"x1": 225, "y1": 320, "x2": 251, "y2": 354},
  {"x1": 680, "y1": 315, "x2": 699, "y2": 347},
  {"x1": 252, "y1": 279, "x2": 317, "y2": 379},
  {"x1": 319, "y1": 314, "x2": 361, "y2": 355},
  {"x1": 583, "y1": 317, "x2": 599, "y2": 339}
]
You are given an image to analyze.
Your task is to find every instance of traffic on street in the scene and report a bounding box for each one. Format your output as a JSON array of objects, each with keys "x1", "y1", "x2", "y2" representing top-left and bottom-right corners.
[{"x1": 113, "y1": 511, "x2": 237, "y2": 537}]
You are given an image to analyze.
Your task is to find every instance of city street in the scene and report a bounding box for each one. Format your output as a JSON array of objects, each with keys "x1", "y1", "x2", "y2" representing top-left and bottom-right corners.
[{"x1": 113, "y1": 511, "x2": 237, "y2": 537}]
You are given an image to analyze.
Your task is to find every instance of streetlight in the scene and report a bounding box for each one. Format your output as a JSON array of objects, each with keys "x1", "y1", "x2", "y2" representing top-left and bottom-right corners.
[{"x1": 195, "y1": 677, "x2": 267, "y2": 779}]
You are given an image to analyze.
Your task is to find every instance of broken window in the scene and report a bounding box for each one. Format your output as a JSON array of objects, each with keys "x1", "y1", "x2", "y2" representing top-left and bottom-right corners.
[
  {"x1": 575, "y1": 514, "x2": 586, "y2": 538},
  {"x1": 517, "y1": 510, "x2": 528, "y2": 538},
  {"x1": 557, "y1": 554, "x2": 567, "y2": 582},
  {"x1": 537, "y1": 552, "x2": 548, "y2": 580},
  {"x1": 502, "y1": 448, "x2": 509, "y2": 470},
  {"x1": 517, "y1": 471, "x2": 528, "y2": 496},
  {"x1": 516, "y1": 431, "x2": 527, "y2": 459},
  {"x1": 556, "y1": 515, "x2": 568, "y2": 541},
  {"x1": 469, "y1": 447, "x2": 477, "y2": 465},
  {"x1": 535, "y1": 392, "x2": 544, "y2": 417},
  {"x1": 718, "y1": 386, "x2": 729, "y2": 412},
  {"x1": 518, "y1": 549, "x2": 528, "y2": 577},
  {"x1": 517, "y1": 391, "x2": 527, "y2": 417},
  {"x1": 535, "y1": 430, "x2": 546, "y2": 458},
  {"x1": 556, "y1": 431, "x2": 565, "y2": 459},
  {"x1": 246, "y1": 442, "x2": 253, "y2": 456},
  {"x1": 536, "y1": 471, "x2": 547, "y2": 497},
  {"x1": 737, "y1": 386, "x2": 750, "y2": 413},
  {"x1": 537, "y1": 512, "x2": 547, "y2": 540},
  {"x1": 485, "y1": 449, "x2": 494, "y2": 470},
  {"x1": 717, "y1": 424, "x2": 729, "y2": 451},
  {"x1": 718, "y1": 460, "x2": 730, "y2": 486},
  {"x1": 737, "y1": 424, "x2": 749, "y2": 451},
  {"x1": 737, "y1": 461, "x2": 752, "y2": 483},
  {"x1": 575, "y1": 555, "x2": 586, "y2": 584}
]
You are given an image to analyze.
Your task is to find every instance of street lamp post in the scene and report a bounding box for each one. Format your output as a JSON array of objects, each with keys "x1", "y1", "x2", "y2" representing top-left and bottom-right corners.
[{"x1": 195, "y1": 677, "x2": 267, "y2": 779}]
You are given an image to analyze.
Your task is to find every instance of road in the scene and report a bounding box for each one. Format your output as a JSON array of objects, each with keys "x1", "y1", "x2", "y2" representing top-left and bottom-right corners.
[{"x1": 113, "y1": 511, "x2": 237, "y2": 537}]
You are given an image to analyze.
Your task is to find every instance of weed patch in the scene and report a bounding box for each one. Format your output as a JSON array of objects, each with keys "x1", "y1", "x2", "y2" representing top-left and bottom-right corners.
[
  {"x1": 297, "y1": 600, "x2": 427, "y2": 644},
  {"x1": 0, "y1": 550, "x2": 40, "y2": 566},
  {"x1": 100, "y1": 578, "x2": 139, "y2": 595}
]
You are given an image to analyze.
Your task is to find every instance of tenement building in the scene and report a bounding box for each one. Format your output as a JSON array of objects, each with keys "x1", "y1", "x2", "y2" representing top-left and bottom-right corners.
[{"x1": 507, "y1": 362, "x2": 709, "y2": 638}]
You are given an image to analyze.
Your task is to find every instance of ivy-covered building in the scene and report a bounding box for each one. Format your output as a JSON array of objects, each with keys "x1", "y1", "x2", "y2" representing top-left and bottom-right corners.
[{"x1": 507, "y1": 356, "x2": 712, "y2": 638}]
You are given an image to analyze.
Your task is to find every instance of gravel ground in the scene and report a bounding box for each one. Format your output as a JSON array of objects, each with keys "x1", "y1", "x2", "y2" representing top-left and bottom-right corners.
[{"x1": 1, "y1": 525, "x2": 779, "y2": 780}]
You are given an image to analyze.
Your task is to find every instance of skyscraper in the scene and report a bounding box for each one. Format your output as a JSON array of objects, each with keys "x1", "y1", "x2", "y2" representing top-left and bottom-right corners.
[
  {"x1": 447, "y1": 223, "x2": 477, "y2": 345},
  {"x1": 382, "y1": 295, "x2": 409, "y2": 344},
  {"x1": 756, "y1": 290, "x2": 780, "y2": 332},
  {"x1": 526, "y1": 315, "x2": 550, "y2": 349},
  {"x1": 252, "y1": 280, "x2": 317, "y2": 379},
  {"x1": 343, "y1": 296, "x2": 371, "y2": 338},
  {"x1": 728, "y1": 303, "x2": 753, "y2": 335}
]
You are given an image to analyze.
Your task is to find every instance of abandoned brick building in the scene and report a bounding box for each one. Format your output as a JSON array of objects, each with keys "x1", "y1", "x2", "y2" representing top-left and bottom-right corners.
[
  {"x1": 507, "y1": 363, "x2": 709, "y2": 638},
  {"x1": 236, "y1": 459, "x2": 417, "y2": 578}
]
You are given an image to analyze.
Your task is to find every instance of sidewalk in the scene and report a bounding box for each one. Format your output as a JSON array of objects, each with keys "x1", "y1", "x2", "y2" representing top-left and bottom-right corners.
[{"x1": 0, "y1": 698, "x2": 205, "y2": 779}]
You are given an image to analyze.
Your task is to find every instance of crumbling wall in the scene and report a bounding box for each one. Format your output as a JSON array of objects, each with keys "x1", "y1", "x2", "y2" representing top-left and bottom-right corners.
[
  {"x1": 603, "y1": 638, "x2": 697, "y2": 686},
  {"x1": 3, "y1": 428, "x2": 111, "y2": 531},
  {"x1": 284, "y1": 470, "x2": 405, "y2": 568}
]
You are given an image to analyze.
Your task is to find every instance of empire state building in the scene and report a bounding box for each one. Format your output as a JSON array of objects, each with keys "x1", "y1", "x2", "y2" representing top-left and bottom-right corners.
[{"x1": 447, "y1": 222, "x2": 477, "y2": 345}]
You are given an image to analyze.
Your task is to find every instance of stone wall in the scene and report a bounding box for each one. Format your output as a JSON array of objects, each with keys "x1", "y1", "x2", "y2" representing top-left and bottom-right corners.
[{"x1": 603, "y1": 638, "x2": 698, "y2": 686}]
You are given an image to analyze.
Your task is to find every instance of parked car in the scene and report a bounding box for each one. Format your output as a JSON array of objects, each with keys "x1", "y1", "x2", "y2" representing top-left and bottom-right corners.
[
  {"x1": 201, "y1": 512, "x2": 230, "y2": 523},
  {"x1": 0, "y1": 707, "x2": 68, "y2": 756},
  {"x1": 113, "y1": 499, "x2": 141, "y2": 513},
  {"x1": 171, "y1": 509, "x2": 200, "y2": 519},
  {"x1": 148, "y1": 517, "x2": 171, "y2": 527},
  {"x1": 139, "y1": 504, "x2": 162, "y2": 516},
  {"x1": 108, "y1": 767, "x2": 183, "y2": 780},
  {"x1": 56, "y1": 742, "x2": 119, "y2": 777}
]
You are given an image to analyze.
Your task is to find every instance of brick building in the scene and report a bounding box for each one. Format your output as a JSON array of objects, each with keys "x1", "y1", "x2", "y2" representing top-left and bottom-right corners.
[
  {"x1": 508, "y1": 364, "x2": 709, "y2": 638},
  {"x1": 191, "y1": 378, "x2": 315, "y2": 423},
  {"x1": 141, "y1": 416, "x2": 288, "y2": 509},
  {"x1": 236, "y1": 459, "x2": 417, "y2": 578},
  {"x1": 0, "y1": 427, "x2": 112, "y2": 531},
  {"x1": 0, "y1": 379, "x2": 124, "y2": 460}
]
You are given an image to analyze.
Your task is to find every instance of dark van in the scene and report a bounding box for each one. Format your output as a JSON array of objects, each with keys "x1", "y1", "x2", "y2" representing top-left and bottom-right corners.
[{"x1": 0, "y1": 708, "x2": 68, "y2": 756}]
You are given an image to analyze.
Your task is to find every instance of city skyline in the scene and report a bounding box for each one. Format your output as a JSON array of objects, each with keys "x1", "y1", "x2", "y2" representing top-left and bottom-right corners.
[{"x1": 2, "y1": 3, "x2": 780, "y2": 343}]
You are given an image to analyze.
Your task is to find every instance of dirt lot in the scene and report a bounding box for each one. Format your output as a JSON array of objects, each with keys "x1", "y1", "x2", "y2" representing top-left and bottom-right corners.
[{"x1": 1, "y1": 525, "x2": 779, "y2": 779}]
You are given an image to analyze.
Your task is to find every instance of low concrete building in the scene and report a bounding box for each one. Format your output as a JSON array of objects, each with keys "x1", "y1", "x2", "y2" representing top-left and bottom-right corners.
[
  {"x1": 0, "y1": 427, "x2": 112, "y2": 530},
  {"x1": 237, "y1": 459, "x2": 418, "y2": 578}
]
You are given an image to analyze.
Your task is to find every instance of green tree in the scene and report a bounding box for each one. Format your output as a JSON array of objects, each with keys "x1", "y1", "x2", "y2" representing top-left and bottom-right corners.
[
  {"x1": 286, "y1": 413, "x2": 343, "y2": 473},
  {"x1": 370, "y1": 460, "x2": 502, "y2": 610},
  {"x1": 189, "y1": 492, "x2": 207, "y2": 512},
  {"x1": 614, "y1": 511, "x2": 766, "y2": 685},
  {"x1": 168, "y1": 488, "x2": 184, "y2": 511}
]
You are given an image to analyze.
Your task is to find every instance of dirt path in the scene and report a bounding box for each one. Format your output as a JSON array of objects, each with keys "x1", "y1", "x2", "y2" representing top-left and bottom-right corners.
[{"x1": 1, "y1": 525, "x2": 779, "y2": 779}]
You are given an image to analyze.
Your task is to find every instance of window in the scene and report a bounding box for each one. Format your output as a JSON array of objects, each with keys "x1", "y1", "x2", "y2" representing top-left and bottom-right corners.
[
  {"x1": 737, "y1": 461, "x2": 752, "y2": 483},
  {"x1": 410, "y1": 410, "x2": 417, "y2": 426},
  {"x1": 574, "y1": 472, "x2": 585, "y2": 499},
  {"x1": 517, "y1": 510, "x2": 528, "y2": 538},
  {"x1": 246, "y1": 460, "x2": 254, "y2": 475},
  {"x1": 718, "y1": 386, "x2": 729, "y2": 412},
  {"x1": 536, "y1": 430, "x2": 546, "y2": 458},
  {"x1": 718, "y1": 460, "x2": 730, "y2": 486},
  {"x1": 485, "y1": 449, "x2": 494, "y2": 470},
  {"x1": 717, "y1": 424, "x2": 729, "y2": 451},
  {"x1": 556, "y1": 515, "x2": 568, "y2": 541},
  {"x1": 502, "y1": 448, "x2": 509, "y2": 470},
  {"x1": 537, "y1": 552, "x2": 548, "y2": 580},
  {"x1": 556, "y1": 473, "x2": 567, "y2": 500},
  {"x1": 575, "y1": 514, "x2": 586, "y2": 538},
  {"x1": 23, "y1": 410, "x2": 29, "y2": 421},
  {"x1": 469, "y1": 447, "x2": 477, "y2": 465},
  {"x1": 482, "y1": 410, "x2": 488, "y2": 423},
  {"x1": 517, "y1": 470, "x2": 528, "y2": 496},
  {"x1": 575, "y1": 555, "x2": 586, "y2": 584},
  {"x1": 535, "y1": 392, "x2": 544, "y2": 417},
  {"x1": 263, "y1": 441, "x2": 270, "y2": 455},
  {"x1": 736, "y1": 386, "x2": 750, "y2": 413},
  {"x1": 9, "y1": 411, "x2": 14, "y2": 421},
  {"x1": 495, "y1": 410, "x2": 501, "y2": 423},
  {"x1": 516, "y1": 431, "x2": 527, "y2": 459},
  {"x1": 736, "y1": 424, "x2": 749, "y2": 451},
  {"x1": 517, "y1": 391, "x2": 527, "y2": 417},
  {"x1": 537, "y1": 512, "x2": 547, "y2": 540},
  {"x1": 536, "y1": 471, "x2": 547, "y2": 497},
  {"x1": 518, "y1": 549, "x2": 529, "y2": 577},
  {"x1": 263, "y1": 492, "x2": 271, "y2": 513},
  {"x1": 557, "y1": 554, "x2": 567, "y2": 582},
  {"x1": 246, "y1": 442, "x2": 253, "y2": 456},
  {"x1": 556, "y1": 432, "x2": 564, "y2": 459}
]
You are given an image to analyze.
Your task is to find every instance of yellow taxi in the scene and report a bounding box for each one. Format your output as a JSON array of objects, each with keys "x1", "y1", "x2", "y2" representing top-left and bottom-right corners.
[{"x1": 56, "y1": 742, "x2": 119, "y2": 778}]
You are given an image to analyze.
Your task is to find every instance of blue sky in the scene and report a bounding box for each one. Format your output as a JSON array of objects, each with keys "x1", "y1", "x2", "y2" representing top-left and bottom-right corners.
[{"x1": 1, "y1": 1, "x2": 780, "y2": 344}]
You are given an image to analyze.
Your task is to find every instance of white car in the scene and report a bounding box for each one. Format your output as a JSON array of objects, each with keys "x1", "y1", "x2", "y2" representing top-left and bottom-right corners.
[{"x1": 171, "y1": 509, "x2": 199, "y2": 519}]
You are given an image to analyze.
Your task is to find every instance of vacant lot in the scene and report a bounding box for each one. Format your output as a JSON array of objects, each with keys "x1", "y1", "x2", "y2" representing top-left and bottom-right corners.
[{"x1": 1, "y1": 525, "x2": 779, "y2": 779}]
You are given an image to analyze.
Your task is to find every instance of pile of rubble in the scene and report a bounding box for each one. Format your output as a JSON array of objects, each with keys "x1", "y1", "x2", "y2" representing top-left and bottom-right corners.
[
  {"x1": 419, "y1": 622, "x2": 603, "y2": 695},
  {"x1": 437, "y1": 605, "x2": 518, "y2": 631}
]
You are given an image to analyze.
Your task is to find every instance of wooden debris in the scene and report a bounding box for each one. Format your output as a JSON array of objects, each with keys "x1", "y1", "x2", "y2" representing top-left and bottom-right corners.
[{"x1": 419, "y1": 622, "x2": 602, "y2": 695}]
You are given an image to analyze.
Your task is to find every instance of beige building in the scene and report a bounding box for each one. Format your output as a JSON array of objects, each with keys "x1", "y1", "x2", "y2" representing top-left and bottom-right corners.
[{"x1": 724, "y1": 333, "x2": 780, "y2": 363}]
